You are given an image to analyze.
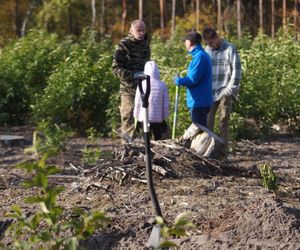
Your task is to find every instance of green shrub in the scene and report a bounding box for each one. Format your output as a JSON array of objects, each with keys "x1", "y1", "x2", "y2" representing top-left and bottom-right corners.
[
  {"x1": 5, "y1": 153, "x2": 109, "y2": 249},
  {"x1": 82, "y1": 146, "x2": 101, "y2": 164},
  {"x1": 32, "y1": 33, "x2": 118, "y2": 135},
  {"x1": 236, "y1": 32, "x2": 300, "y2": 134},
  {"x1": 229, "y1": 112, "x2": 260, "y2": 140},
  {"x1": 0, "y1": 30, "x2": 71, "y2": 124},
  {"x1": 259, "y1": 163, "x2": 278, "y2": 193},
  {"x1": 156, "y1": 212, "x2": 195, "y2": 249},
  {"x1": 105, "y1": 92, "x2": 121, "y2": 138}
]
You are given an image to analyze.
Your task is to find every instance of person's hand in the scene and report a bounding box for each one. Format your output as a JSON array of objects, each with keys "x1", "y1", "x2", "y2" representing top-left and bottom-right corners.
[
  {"x1": 133, "y1": 72, "x2": 147, "y2": 80},
  {"x1": 173, "y1": 74, "x2": 179, "y2": 85},
  {"x1": 223, "y1": 87, "x2": 233, "y2": 97}
]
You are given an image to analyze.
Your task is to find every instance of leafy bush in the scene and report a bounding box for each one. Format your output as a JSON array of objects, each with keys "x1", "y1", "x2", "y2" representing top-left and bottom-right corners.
[
  {"x1": 155, "y1": 212, "x2": 195, "y2": 249},
  {"x1": 229, "y1": 112, "x2": 260, "y2": 140},
  {"x1": 236, "y1": 32, "x2": 300, "y2": 134},
  {"x1": 105, "y1": 92, "x2": 120, "y2": 138},
  {"x1": 82, "y1": 146, "x2": 101, "y2": 164},
  {"x1": 32, "y1": 32, "x2": 118, "y2": 135},
  {"x1": 0, "y1": 30, "x2": 71, "y2": 124},
  {"x1": 0, "y1": 29, "x2": 119, "y2": 135},
  {"x1": 5, "y1": 153, "x2": 109, "y2": 249}
]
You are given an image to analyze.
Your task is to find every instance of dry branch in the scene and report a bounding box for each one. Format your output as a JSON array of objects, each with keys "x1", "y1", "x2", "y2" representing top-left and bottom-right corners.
[{"x1": 152, "y1": 164, "x2": 169, "y2": 176}]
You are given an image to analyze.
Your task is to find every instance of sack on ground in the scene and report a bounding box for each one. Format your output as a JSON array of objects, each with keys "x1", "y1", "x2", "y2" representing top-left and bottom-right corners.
[{"x1": 183, "y1": 123, "x2": 224, "y2": 158}]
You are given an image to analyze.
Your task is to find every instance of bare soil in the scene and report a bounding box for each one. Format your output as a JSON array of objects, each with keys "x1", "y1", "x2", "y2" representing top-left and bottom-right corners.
[{"x1": 0, "y1": 125, "x2": 300, "y2": 249}]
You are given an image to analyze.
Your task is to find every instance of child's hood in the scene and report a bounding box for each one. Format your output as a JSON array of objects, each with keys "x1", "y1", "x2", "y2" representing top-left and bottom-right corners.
[{"x1": 144, "y1": 61, "x2": 160, "y2": 80}]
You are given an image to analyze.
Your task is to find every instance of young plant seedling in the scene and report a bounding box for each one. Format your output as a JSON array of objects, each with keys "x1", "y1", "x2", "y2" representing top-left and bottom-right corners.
[{"x1": 259, "y1": 163, "x2": 278, "y2": 193}]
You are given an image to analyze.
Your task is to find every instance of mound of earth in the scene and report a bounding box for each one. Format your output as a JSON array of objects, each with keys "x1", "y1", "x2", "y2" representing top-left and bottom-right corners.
[{"x1": 178, "y1": 198, "x2": 300, "y2": 249}]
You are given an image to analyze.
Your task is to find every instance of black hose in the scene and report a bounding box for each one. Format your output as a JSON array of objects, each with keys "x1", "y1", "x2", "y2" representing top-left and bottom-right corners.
[
  {"x1": 136, "y1": 74, "x2": 163, "y2": 218},
  {"x1": 144, "y1": 132, "x2": 163, "y2": 217}
]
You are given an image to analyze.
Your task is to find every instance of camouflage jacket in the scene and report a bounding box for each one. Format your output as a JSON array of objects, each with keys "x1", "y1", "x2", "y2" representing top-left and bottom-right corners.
[{"x1": 112, "y1": 34, "x2": 150, "y2": 94}]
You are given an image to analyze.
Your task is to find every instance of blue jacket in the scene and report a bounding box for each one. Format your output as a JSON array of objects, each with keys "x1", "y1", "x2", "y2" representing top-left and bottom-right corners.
[{"x1": 176, "y1": 45, "x2": 213, "y2": 109}]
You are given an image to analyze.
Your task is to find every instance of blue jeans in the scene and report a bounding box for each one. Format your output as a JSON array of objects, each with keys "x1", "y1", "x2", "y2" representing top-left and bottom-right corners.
[{"x1": 189, "y1": 107, "x2": 211, "y2": 127}]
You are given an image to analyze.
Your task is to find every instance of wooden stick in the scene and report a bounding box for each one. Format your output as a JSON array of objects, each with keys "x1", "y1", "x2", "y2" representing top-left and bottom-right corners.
[
  {"x1": 152, "y1": 164, "x2": 169, "y2": 176},
  {"x1": 184, "y1": 148, "x2": 222, "y2": 172},
  {"x1": 48, "y1": 175, "x2": 86, "y2": 180},
  {"x1": 131, "y1": 177, "x2": 147, "y2": 184},
  {"x1": 150, "y1": 140, "x2": 184, "y2": 150},
  {"x1": 151, "y1": 148, "x2": 172, "y2": 162},
  {"x1": 69, "y1": 163, "x2": 83, "y2": 172}
]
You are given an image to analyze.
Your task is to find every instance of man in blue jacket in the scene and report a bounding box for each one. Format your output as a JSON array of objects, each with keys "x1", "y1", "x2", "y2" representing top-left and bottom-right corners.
[{"x1": 175, "y1": 31, "x2": 213, "y2": 127}]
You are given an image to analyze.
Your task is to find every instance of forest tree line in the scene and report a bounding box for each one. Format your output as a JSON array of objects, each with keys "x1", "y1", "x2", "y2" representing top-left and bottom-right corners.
[{"x1": 1, "y1": 0, "x2": 300, "y2": 46}]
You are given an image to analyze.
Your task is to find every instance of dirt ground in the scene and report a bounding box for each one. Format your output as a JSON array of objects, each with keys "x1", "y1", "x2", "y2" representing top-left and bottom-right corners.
[{"x1": 0, "y1": 125, "x2": 300, "y2": 249}]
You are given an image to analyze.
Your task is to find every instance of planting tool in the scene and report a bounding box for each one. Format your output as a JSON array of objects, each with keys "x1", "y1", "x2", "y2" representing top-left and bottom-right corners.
[
  {"x1": 134, "y1": 73, "x2": 163, "y2": 248},
  {"x1": 172, "y1": 85, "x2": 180, "y2": 140}
]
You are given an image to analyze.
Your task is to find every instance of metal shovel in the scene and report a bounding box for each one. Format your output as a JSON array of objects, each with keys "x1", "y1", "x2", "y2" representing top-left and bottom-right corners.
[{"x1": 134, "y1": 73, "x2": 163, "y2": 248}]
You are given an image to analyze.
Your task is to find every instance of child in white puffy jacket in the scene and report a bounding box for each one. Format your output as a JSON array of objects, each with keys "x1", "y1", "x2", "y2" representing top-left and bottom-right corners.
[{"x1": 134, "y1": 61, "x2": 169, "y2": 140}]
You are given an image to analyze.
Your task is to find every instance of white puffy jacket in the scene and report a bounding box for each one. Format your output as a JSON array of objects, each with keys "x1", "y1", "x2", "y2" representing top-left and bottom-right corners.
[{"x1": 134, "y1": 61, "x2": 169, "y2": 123}]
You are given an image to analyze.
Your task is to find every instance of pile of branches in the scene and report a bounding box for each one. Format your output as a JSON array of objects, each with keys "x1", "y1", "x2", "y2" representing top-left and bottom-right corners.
[{"x1": 48, "y1": 139, "x2": 258, "y2": 189}]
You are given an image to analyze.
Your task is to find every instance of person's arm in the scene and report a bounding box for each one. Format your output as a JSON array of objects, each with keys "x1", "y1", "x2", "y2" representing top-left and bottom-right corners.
[
  {"x1": 175, "y1": 56, "x2": 204, "y2": 87},
  {"x1": 112, "y1": 41, "x2": 133, "y2": 83},
  {"x1": 224, "y1": 46, "x2": 242, "y2": 96}
]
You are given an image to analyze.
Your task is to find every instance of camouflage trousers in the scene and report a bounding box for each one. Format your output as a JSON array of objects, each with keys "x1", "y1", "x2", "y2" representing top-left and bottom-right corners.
[
  {"x1": 207, "y1": 95, "x2": 233, "y2": 153},
  {"x1": 120, "y1": 92, "x2": 135, "y2": 144}
]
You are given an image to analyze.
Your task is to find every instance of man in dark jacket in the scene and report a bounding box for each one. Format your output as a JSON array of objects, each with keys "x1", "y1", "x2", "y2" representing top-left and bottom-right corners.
[{"x1": 112, "y1": 20, "x2": 150, "y2": 144}]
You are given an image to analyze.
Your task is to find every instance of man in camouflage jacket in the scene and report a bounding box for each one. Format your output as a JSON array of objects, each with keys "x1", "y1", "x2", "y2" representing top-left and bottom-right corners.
[{"x1": 112, "y1": 20, "x2": 150, "y2": 144}]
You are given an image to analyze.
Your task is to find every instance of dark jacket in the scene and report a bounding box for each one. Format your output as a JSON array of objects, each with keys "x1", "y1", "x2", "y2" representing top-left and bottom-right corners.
[{"x1": 112, "y1": 34, "x2": 150, "y2": 94}]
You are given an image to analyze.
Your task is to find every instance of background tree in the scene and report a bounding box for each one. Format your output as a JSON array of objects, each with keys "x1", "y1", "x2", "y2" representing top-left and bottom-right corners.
[
  {"x1": 172, "y1": 0, "x2": 176, "y2": 34},
  {"x1": 160, "y1": 0, "x2": 166, "y2": 36},
  {"x1": 0, "y1": 1, "x2": 299, "y2": 47},
  {"x1": 295, "y1": 0, "x2": 300, "y2": 34},
  {"x1": 121, "y1": 0, "x2": 127, "y2": 35},
  {"x1": 217, "y1": 0, "x2": 222, "y2": 34},
  {"x1": 139, "y1": 0, "x2": 143, "y2": 20},
  {"x1": 283, "y1": 0, "x2": 287, "y2": 28},
  {"x1": 21, "y1": 0, "x2": 42, "y2": 37},
  {"x1": 91, "y1": 0, "x2": 96, "y2": 30},
  {"x1": 196, "y1": 0, "x2": 199, "y2": 31},
  {"x1": 14, "y1": 0, "x2": 22, "y2": 37},
  {"x1": 99, "y1": 0, "x2": 106, "y2": 33},
  {"x1": 272, "y1": 0, "x2": 275, "y2": 38},
  {"x1": 237, "y1": 0, "x2": 241, "y2": 38},
  {"x1": 182, "y1": 0, "x2": 187, "y2": 13},
  {"x1": 259, "y1": 0, "x2": 263, "y2": 32}
]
